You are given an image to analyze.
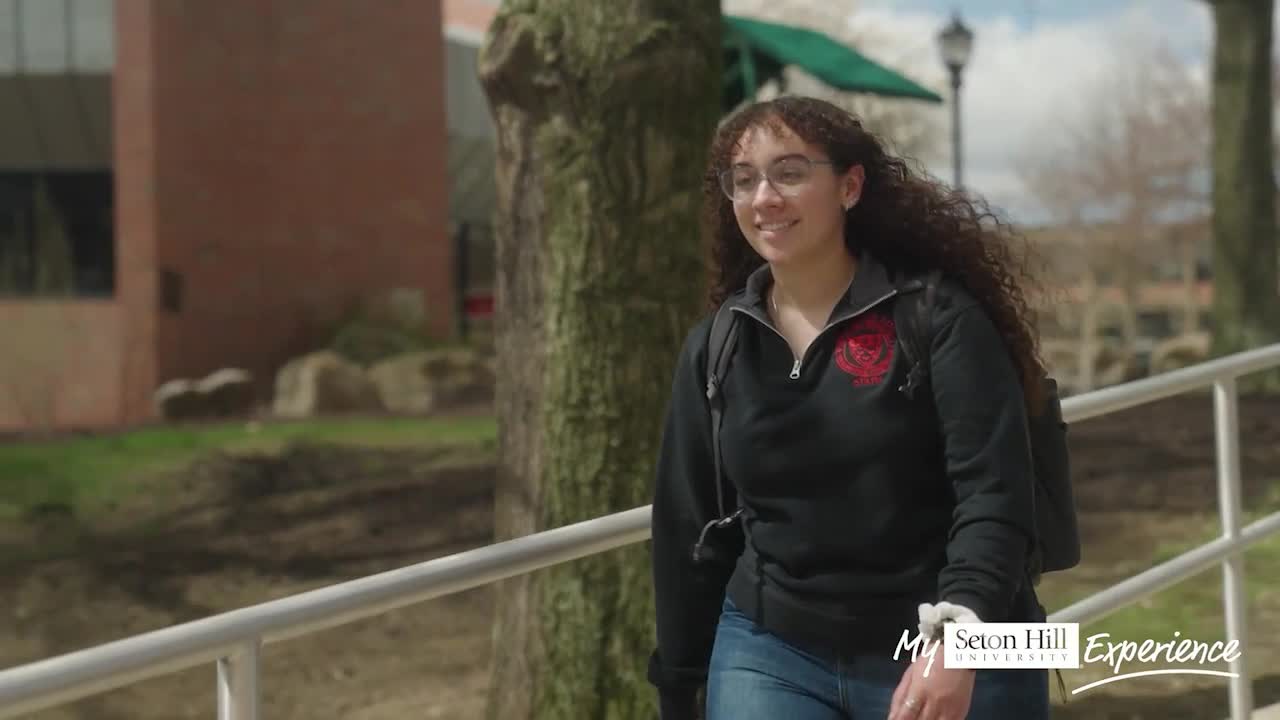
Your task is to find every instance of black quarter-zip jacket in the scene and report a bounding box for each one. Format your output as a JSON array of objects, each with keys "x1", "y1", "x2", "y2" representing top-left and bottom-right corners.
[{"x1": 647, "y1": 252, "x2": 1042, "y2": 711}]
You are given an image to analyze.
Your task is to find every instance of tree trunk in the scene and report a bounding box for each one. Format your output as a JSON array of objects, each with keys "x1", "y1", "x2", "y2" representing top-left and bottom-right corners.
[
  {"x1": 1078, "y1": 268, "x2": 1100, "y2": 392},
  {"x1": 1116, "y1": 251, "x2": 1141, "y2": 366},
  {"x1": 1118, "y1": 120, "x2": 1145, "y2": 368},
  {"x1": 478, "y1": 3, "x2": 721, "y2": 718},
  {"x1": 1208, "y1": 0, "x2": 1280, "y2": 360},
  {"x1": 1179, "y1": 232, "x2": 1200, "y2": 335}
]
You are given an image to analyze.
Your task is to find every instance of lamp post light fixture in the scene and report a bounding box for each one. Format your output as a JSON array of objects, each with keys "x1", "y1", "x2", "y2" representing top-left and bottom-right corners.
[{"x1": 937, "y1": 13, "x2": 974, "y2": 191}]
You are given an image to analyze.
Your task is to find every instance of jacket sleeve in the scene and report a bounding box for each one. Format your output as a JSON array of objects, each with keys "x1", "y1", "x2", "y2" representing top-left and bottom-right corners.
[
  {"x1": 647, "y1": 318, "x2": 737, "y2": 718},
  {"x1": 928, "y1": 295, "x2": 1036, "y2": 624}
]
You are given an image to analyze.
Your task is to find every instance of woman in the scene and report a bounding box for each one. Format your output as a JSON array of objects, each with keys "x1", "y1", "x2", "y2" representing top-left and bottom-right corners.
[{"x1": 646, "y1": 95, "x2": 1051, "y2": 720}]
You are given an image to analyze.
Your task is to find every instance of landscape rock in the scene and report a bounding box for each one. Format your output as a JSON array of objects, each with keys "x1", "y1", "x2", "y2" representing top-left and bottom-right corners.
[
  {"x1": 195, "y1": 368, "x2": 255, "y2": 417},
  {"x1": 155, "y1": 368, "x2": 257, "y2": 421},
  {"x1": 154, "y1": 379, "x2": 202, "y2": 421},
  {"x1": 367, "y1": 348, "x2": 494, "y2": 415},
  {"x1": 273, "y1": 351, "x2": 384, "y2": 418},
  {"x1": 1150, "y1": 332, "x2": 1211, "y2": 374}
]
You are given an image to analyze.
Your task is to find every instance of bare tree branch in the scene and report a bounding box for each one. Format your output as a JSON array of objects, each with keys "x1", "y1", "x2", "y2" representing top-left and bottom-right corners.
[{"x1": 1019, "y1": 36, "x2": 1210, "y2": 388}]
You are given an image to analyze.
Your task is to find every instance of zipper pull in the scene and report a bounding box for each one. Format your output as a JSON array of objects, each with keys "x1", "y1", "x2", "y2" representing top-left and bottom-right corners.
[{"x1": 789, "y1": 358, "x2": 801, "y2": 379}]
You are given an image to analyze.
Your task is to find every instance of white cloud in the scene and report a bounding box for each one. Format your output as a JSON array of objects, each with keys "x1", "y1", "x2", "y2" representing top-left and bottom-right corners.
[{"x1": 848, "y1": 1, "x2": 1213, "y2": 224}]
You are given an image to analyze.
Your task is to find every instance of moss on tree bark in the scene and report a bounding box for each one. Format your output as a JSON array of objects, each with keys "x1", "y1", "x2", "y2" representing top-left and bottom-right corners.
[
  {"x1": 478, "y1": 2, "x2": 721, "y2": 718},
  {"x1": 1208, "y1": 0, "x2": 1280, "y2": 367}
]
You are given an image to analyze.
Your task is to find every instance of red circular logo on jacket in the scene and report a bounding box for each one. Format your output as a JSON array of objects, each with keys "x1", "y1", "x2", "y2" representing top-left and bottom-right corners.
[{"x1": 833, "y1": 313, "x2": 896, "y2": 386}]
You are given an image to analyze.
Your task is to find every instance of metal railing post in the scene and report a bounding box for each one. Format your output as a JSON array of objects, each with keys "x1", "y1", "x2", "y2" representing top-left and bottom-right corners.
[
  {"x1": 1214, "y1": 378, "x2": 1252, "y2": 720},
  {"x1": 217, "y1": 639, "x2": 260, "y2": 720}
]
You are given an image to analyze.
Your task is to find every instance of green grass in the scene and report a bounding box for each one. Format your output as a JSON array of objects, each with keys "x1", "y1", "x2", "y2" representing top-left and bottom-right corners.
[
  {"x1": 1033, "y1": 496, "x2": 1280, "y2": 705},
  {"x1": 0, "y1": 415, "x2": 497, "y2": 520},
  {"x1": 1040, "y1": 489, "x2": 1280, "y2": 649}
]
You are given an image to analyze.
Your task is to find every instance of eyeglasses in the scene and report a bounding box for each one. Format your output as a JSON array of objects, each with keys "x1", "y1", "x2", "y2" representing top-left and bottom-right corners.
[{"x1": 719, "y1": 155, "x2": 835, "y2": 202}]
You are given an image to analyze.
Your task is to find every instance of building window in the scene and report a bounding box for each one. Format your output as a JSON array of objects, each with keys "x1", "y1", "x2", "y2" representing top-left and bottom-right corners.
[{"x1": 0, "y1": 172, "x2": 114, "y2": 298}]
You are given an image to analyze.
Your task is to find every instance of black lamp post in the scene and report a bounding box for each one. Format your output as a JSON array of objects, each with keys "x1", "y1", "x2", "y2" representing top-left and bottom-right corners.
[{"x1": 937, "y1": 13, "x2": 974, "y2": 191}]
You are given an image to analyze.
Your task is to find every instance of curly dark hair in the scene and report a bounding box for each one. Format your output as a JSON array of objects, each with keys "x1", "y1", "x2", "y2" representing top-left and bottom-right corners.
[{"x1": 703, "y1": 95, "x2": 1048, "y2": 413}]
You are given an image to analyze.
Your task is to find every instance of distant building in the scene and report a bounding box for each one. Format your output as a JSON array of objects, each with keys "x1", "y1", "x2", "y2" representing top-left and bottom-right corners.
[
  {"x1": 442, "y1": 0, "x2": 499, "y2": 327},
  {"x1": 0, "y1": 0, "x2": 473, "y2": 430}
]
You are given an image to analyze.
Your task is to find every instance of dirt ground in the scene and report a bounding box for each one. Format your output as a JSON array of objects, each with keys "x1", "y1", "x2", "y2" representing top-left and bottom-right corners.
[{"x1": 3, "y1": 394, "x2": 1280, "y2": 719}]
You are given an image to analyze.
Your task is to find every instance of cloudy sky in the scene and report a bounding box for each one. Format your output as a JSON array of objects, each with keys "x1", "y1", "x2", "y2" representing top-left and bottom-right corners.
[{"x1": 846, "y1": 0, "x2": 1225, "y2": 225}]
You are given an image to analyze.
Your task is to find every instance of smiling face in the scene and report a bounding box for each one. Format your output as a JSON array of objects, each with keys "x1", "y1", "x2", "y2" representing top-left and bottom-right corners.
[{"x1": 725, "y1": 121, "x2": 864, "y2": 268}]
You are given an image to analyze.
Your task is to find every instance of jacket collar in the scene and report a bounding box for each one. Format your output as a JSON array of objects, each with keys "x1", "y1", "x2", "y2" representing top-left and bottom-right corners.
[{"x1": 732, "y1": 249, "x2": 900, "y2": 317}]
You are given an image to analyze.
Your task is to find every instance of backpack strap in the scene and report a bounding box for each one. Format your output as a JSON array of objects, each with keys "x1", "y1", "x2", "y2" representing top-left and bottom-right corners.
[
  {"x1": 895, "y1": 270, "x2": 942, "y2": 399},
  {"x1": 690, "y1": 300, "x2": 744, "y2": 565},
  {"x1": 704, "y1": 301, "x2": 740, "y2": 520}
]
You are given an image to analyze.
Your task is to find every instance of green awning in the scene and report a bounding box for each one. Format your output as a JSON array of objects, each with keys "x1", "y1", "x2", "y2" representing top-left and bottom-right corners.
[{"x1": 723, "y1": 15, "x2": 944, "y2": 111}]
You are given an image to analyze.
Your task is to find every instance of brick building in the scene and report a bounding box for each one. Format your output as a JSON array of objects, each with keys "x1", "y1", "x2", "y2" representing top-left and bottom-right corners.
[{"x1": 0, "y1": 0, "x2": 491, "y2": 430}]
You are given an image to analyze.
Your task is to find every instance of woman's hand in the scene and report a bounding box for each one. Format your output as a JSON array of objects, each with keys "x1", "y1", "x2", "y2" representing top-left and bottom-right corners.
[{"x1": 887, "y1": 654, "x2": 976, "y2": 720}]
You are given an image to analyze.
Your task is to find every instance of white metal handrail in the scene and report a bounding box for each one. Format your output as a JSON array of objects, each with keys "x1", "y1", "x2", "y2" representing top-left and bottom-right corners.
[{"x1": 2, "y1": 343, "x2": 1279, "y2": 720}]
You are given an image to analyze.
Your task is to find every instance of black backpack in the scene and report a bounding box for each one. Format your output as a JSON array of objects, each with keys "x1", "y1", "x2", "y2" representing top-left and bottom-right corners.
[
  {"x1": 695, "y1": 274, "x2": 1081, "y2": 582},
  {"x1": 893, "y1": 272, "x2": 1081, "y2": 581}
]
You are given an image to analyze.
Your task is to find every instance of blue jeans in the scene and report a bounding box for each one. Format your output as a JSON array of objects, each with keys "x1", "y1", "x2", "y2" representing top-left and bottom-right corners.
[{"x1": 706, "y1": 598, "x2": 1049, "y2": 720}]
